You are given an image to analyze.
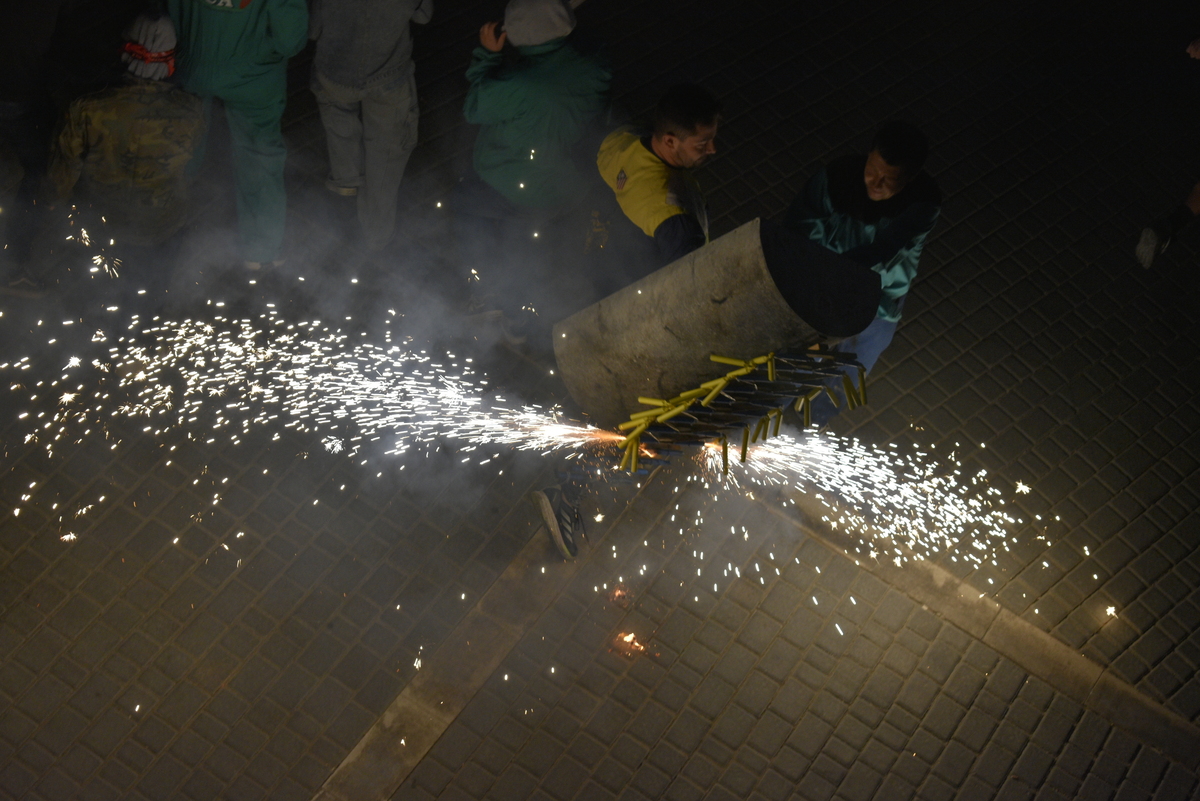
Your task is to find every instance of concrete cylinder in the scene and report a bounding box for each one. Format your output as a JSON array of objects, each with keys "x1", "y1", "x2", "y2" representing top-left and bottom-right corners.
[{"x1": 552, "y1": 218, "x2": 881, "y2": 428}]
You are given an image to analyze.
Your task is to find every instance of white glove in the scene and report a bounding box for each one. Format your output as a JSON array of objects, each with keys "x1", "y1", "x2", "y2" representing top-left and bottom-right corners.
[
  {"x1": 126, "y1": 14, "x2": 177, "y2": 55},
  {"x1": 123, "y1": 55, "x2": 171, "y2": 81},
  {"x1": 123, "y1": 14, "x2": 176, "y2": 80}
]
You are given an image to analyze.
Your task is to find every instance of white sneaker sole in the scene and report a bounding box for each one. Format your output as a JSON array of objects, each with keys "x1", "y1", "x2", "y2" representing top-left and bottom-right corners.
[{"x1": 1136, "y1": 228, "x2": 1158, "y2": 269}]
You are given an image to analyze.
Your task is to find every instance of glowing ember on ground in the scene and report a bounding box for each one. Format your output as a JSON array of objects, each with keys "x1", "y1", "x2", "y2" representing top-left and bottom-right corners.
[
  {"x1": 614, "y1": 631, "x2": 645, "y2": 656},
  {"x1": 608, "y1": 584, "x2": 632, "y2": 608}
]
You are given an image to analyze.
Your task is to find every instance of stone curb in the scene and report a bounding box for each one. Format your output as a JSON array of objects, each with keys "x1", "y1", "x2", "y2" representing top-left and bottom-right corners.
[
  {"x1": 774, "y1": 493, "x2": 1200, "y2": 771},
  {"x1": 311, "y1": 477, "x2": 658, "y2": 801}
]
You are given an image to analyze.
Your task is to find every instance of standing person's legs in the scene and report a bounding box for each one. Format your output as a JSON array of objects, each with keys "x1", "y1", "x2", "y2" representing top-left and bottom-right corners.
[
  {"x1": 0, "y1": 100, "x2": 54, "y2": 285},
  {"x1": 222, "y1": 73, "x2": 288, "y2": 265},
  {"x1": 834, "y1": 314, "x2": 898, "y2": 375},
  {"x1": 312, "y1": 71, "x2": 365, "y2": 195},
  {"x1": 449, "y1": 172, "x2": 520, "y2": 306},
  {"x1": 358, "y1": 73, "x2": 418, "y2": 252}
]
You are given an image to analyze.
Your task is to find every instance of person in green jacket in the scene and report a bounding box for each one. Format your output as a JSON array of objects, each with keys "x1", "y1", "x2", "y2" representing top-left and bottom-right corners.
[
  {"x1": 452, "y1": 0, "x2": 610, "y2": 337},
  {"x1": 167, "y1": 0, "x2": 307, "y2": 269},
  {"x1": 460, "y1": 0, "x2": 610, "y2": 215}
]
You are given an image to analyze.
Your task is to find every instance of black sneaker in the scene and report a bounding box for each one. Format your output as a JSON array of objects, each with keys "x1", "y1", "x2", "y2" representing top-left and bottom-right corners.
[
  {"x1": 530, "y1": 486, "x2": 582, "y2": 560},
  {"x1": 1136, "y1": 227, "x2": 1168, "y2": 269}
]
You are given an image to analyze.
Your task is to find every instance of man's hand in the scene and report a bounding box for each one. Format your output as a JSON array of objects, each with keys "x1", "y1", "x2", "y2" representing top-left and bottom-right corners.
[
  {"x1": 480, "y1": 21, "x2": 506, "y2": 52},
  {"x1": 1188, "y1": 37, "x2": 1200, "y2": 60}
]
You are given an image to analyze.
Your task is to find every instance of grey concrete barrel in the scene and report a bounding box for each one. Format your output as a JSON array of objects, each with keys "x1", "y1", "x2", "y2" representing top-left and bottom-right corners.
[{"x1": 551, "y1": 218, "x2": 881, "y2": 429}]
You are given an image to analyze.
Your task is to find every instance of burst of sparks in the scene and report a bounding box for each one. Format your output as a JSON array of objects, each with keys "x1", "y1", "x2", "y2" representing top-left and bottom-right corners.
[
  {"x1": 698, "y1": 436, "x2": 1019, "y2": 567},
  {"x1": 10, "y1": 312, "x2": 606, "y2": 466},
  {"x1": 6, "y1": 310, "x2": 1030, "y2": 572}
]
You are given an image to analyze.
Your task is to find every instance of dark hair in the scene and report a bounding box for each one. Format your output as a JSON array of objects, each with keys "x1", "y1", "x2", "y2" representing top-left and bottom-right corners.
[
  {"x1": 871, "y1": 121, "x2": 928, "y2": 174},
  {"x1": 652, "y1": 84, "x2": 721, "y2": 139}
]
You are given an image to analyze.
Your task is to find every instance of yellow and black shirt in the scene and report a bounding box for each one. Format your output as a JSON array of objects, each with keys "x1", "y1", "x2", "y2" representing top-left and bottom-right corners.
[{"x1": 597, "y1": 126, "x2": 708, "y2": 265}]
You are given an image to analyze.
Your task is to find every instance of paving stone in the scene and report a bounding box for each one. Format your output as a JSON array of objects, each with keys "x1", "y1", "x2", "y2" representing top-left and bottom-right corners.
[
  {"x1": 586, "y1": 702, "x2": 633, "y2": 748},
  {"x1": 825, "y1": 661, "x2": 867, "y2": 705},
  {"x1": 895, "y1": 628, "x2": 930, "y2": 658},
  {"x1": 896, "y1": 672, "x2": 940, "y2": 719},
  {"x1": 985, "y1": 660, "x2": 1029, "y2": 704},
  {"x1": 918, "y1": 641, "x2": 963, "y2": 684},
  {"x1": 944, "y1": 663, "x2": 987, "y2": 709},
  {"x1": 786, "y1": 713, "x2": 832, "y2": 761},
  {"x1": 931, "y1": 739, "x2": 977, "y2": 788},
  {"x1": 882, "y1": 643, "x2": 919, "y2": 676},
  {"x1": 861, "y1": 667, "x2": 904, "y2": 710},
  {"x1": 629, "y1": 763, "x2": 671, "y2": 798},
  {"x1": 779, "y1": 608, "x2": 823, "y2": 649},
  {"x1": 712, "y1": 643, "x2": 758, "y2": 686},
  {"x1": 1013, "y1": 743, "x2": 1056, "y2": 789},
  {"x1": 542, "y1": 755, "x2": 589, "y2": 801},
  {"x1": 874, "y1": 772, "x2": 917, "y2": 801},
  {"x1": 766, "y1": 679, "x2": 813, "y2": 723},
  {"x1": 739, "y1": 710, "x2": 788, "y2": 758},
  {"x1": 729, "y1": 672, "x2": 776, "y2": 719},
  {"x1": 736, "y1": 613, "x2": 782, "y2": 656}
]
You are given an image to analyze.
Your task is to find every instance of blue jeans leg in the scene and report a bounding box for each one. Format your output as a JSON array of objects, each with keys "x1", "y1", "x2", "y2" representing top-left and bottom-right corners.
[{"x1": 807, "y1": 314, "x2": 898, "y2": 428}]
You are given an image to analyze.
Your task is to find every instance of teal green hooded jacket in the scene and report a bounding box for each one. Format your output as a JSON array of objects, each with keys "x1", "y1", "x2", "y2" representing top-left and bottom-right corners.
[
  {"x1": 168, "y1": 0, "x2": 308, "y2": 98},
  {"x1": 465, "y1": 37, "x2": 610, "y2": 210}
]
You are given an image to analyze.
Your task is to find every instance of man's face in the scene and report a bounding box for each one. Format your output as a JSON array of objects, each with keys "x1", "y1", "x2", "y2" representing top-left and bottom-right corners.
[
  {"x1": 863, "y1": 149, "x2": 910, "y2": 201},
  {"x1": 661, "y1": 122, "x2": 718, "y2": 168}
]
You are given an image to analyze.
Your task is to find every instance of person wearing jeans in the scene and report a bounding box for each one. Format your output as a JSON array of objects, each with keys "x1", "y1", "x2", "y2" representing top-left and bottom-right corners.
[
  {"x1": 785, "y1": 121, "x2": 941, "y2": 428},
  {"x1": 310, "y1": 0, "x2": 431, "y2": 253}
]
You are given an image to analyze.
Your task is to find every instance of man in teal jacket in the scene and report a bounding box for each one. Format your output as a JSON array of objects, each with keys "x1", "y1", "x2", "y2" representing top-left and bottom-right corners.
[
  {"x1": 167, "y1": 0, "x2": 307, "y2": 268},
  {"x1": 786, "y1": 121, "x2": 941, "y2": 428}
]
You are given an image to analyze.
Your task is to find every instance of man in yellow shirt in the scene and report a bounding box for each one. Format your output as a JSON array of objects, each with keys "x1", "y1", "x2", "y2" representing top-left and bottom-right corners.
[
  {"x1": 531, "y1": 86, "x2": 721, "y2": 558},
  {"x1": 596, "y1": 83, "x2": 719, "y2": 268}
]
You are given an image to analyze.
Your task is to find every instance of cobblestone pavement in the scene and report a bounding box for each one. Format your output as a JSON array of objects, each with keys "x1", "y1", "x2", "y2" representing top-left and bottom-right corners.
[
  {"x1": 3, "y1": 0, "x2": 1200, "y2": 799},
  {"x1": 400, "y1": 486, "x2": 1200, "y2": 801}
]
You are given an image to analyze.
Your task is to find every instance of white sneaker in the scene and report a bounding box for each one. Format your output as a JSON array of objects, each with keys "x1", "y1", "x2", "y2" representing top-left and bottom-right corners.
[{"x1": 1136, "y1": 227, "x2": 1168, "y2": 269}]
